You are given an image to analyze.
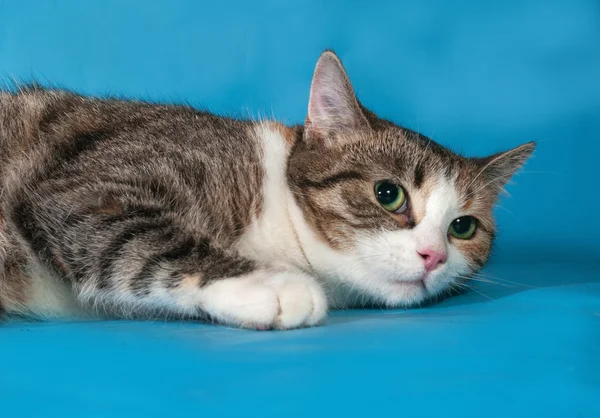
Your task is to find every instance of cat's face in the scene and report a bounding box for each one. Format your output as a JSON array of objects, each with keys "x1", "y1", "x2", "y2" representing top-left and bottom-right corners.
[{"x1": 287, "y1": 51, "x2": 534, "y2": 307}]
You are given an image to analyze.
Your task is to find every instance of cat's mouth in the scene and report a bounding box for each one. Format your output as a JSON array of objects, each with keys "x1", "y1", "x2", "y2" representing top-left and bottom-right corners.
[
  {"x1": 399, "y1": 278, "x2": 425, "y2": 287},
  {"x1": 391, "y1": 271, "x2": 430, "y2": 288},
  {"x1": 389, "y1": 272, "x2": 446, "y2": 299},
  {"x1": 390, "y1": 277, "x2": 427, "y2": 293}
]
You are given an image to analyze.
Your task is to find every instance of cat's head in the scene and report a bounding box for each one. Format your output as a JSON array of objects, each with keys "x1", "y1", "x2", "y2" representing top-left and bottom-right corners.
[{"x1": 287, "y1": 50, "x2": 534, "y2": 307}]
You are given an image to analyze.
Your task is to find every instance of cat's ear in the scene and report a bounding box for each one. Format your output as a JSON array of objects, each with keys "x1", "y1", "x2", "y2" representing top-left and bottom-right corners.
[
  {"x1": 305, "y1": 50, "x2": 370, "y2": 143},
  {"x1": 474, "y1": 142, "x2": 536, "y2": 193}
]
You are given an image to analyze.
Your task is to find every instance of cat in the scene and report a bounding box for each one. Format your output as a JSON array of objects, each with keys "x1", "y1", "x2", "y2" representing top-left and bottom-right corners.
[{"x1": 0, "y1": 50, "x2": 534, "y2": 329}]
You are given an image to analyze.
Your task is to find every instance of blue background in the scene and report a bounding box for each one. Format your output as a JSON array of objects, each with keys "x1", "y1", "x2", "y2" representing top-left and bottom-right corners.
[{"x1": 0, "y1": 1, "x2": 598, "y2": 417}]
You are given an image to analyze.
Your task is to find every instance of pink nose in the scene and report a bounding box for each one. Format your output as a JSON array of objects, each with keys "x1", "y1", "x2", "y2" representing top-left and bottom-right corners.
[{"x1": 418, "y1": 249, "x2": 447, "y2": 271}]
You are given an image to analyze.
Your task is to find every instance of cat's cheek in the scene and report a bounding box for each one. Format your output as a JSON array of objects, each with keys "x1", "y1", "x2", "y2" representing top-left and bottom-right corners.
[
  {"x1": 451, "y1": 236, "x2": 492, "y2": 269},
  {"x1": 354, "y1": 230, "x2": 425, "y2": 283}
]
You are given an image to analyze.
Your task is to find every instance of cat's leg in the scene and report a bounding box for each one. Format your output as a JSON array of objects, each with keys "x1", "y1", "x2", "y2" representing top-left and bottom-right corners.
[
  {"x1": 10, "y1": 197, "x2": 327, "y2": 328},
  {"x1": 72, "y1": 244, "x2": 328, "y2": 329},
  {"x1": 66, "y1": 231, "x2": 328, "y2": 329}
]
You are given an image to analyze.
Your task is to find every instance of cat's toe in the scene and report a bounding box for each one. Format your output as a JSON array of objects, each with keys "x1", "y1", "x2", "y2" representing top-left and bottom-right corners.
[
  {"x1": 305, "y1": 278, "x2": 328, "y2": 326},
  {"x1": 267, "y1": 272, "x2": 328, "y2": 330}
]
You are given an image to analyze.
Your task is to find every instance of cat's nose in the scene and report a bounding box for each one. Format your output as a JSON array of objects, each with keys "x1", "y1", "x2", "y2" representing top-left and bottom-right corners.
[{"x1": 417, "y1": 249, "x2": 447, "y2": 271}]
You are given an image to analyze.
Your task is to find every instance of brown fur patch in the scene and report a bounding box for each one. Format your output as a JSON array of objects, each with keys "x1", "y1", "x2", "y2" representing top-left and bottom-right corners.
[
  {"x1": 179, "y1": 274, "x2": 201, "y2": 290},
  {"x1": 451, "y1": 230, "x2": 493, "y2": 268},
  {"x1": 51, "y1": 248, "x2": 71, "y2": 275},
  {"x1": 96, "y1": 193, "x2": 124, "y2": 216},
  {"x1": 462, "y1": 198, "x2": 473, "y2": 211},
  {"x1": 268, "y1": 122, "x2": 296, "y2": 146}
]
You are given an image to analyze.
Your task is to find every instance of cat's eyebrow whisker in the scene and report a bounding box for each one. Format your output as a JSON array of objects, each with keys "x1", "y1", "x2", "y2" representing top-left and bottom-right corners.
[
  {"x1": 518, "y1": 170, "x2": 561, "y2": 176},
  {"x1": 464, "y1": 177, "x2": 512, "y2": 201},
  {"x1": 416, "y1": 131, "x2": 433, "y2": 169},
  {"x1": 463, "y1": 173, "x2": 514, "y2": 200},
  {"x1": 493, "y1": 204, "x2": 520, "y2": 220}
]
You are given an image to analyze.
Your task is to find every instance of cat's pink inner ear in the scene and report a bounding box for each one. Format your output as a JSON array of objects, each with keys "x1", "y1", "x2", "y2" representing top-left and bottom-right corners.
[{"x1": 306, "y1": 51, "x2": 369, "y2": 139}]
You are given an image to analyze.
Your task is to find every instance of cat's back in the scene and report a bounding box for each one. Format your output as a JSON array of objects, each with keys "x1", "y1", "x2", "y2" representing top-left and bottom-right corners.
[
  {"x1": 0, "y1": 86, "x2": 253, "y2": 153},
  {"x1": 0, "y1": 87, "x2": 266, "y2": 246},
  {"x1": 0, "y1": 87, "x2": 261, "y2": 189}
]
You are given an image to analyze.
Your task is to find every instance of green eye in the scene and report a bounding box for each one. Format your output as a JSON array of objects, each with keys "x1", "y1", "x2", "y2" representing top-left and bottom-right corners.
[
  {"x1": 375, "y1": 181, "x2": 407, "y2": 212},
  {"x1": 449, "y1": 216, "x2": 477, "y2": 239}
]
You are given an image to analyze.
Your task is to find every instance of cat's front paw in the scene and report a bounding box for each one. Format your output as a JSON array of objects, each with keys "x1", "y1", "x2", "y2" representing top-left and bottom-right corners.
[{"x1": 201, "y1": 270, "x2": 328, "y2": 330}]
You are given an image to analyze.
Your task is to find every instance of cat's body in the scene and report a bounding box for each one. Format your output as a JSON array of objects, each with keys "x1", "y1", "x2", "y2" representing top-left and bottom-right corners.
[{"x1": 0, "y1": 51, "x2": 534, "y2": 329}]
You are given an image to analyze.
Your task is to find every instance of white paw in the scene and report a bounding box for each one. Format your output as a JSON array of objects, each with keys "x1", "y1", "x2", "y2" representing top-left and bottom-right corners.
[{"x1": 200, "y1": 270, "x2": 328, "y2": 330}]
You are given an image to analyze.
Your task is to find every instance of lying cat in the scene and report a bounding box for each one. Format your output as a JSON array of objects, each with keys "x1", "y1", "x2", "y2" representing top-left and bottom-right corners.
[{"x1": 0, "y1": 50, "x2": 534, "y2": 329}]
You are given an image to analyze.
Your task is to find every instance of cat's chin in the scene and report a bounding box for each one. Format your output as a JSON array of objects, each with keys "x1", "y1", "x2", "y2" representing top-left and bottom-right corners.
[
  {"x1": 372, "y1": 274, "x2": 460, "y2": 308},
  {"x1": 383, "y1": 281, "x2": 429, "y2": 307},
  {"x1": 326, "y1": 276, "x2": 433, "y2": 309}
]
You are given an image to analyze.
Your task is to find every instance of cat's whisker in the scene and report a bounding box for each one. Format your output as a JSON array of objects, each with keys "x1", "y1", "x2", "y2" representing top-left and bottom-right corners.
[
  {"x1": 466, "y1": 276, "x2": 512, "y2": 287},
  {"x1": 472, "y1": 272, "x2": 535, "y2": 288},
  {"x1": 459, "y1": 282, "x2": 495, "y2": 301},
  {"x1": 518, "y1": 170, "x2": 561, "y2": 176}
]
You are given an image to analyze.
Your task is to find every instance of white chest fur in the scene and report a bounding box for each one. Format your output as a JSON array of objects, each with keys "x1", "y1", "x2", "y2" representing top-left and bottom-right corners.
[
  {"x1": 235, "y1": 124, "x2": 360, "y2": 307},
  {"x1": 235, "y1": 124, "x2": 308, "y2": 270}
]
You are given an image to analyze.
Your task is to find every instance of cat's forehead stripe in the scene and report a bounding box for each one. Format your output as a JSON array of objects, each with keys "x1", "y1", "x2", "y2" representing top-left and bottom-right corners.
[{"x1": 413, "y1": 162, "x2": 425, "y2": 188}]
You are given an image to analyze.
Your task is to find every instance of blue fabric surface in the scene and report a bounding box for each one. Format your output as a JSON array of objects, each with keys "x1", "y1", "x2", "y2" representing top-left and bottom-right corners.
[
  {"x1": 0, "y1": 1, "x2": 598, "y2": 417},
  {"x1": 2, "y1": 263, "x2": 599, "y2": 418}
]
